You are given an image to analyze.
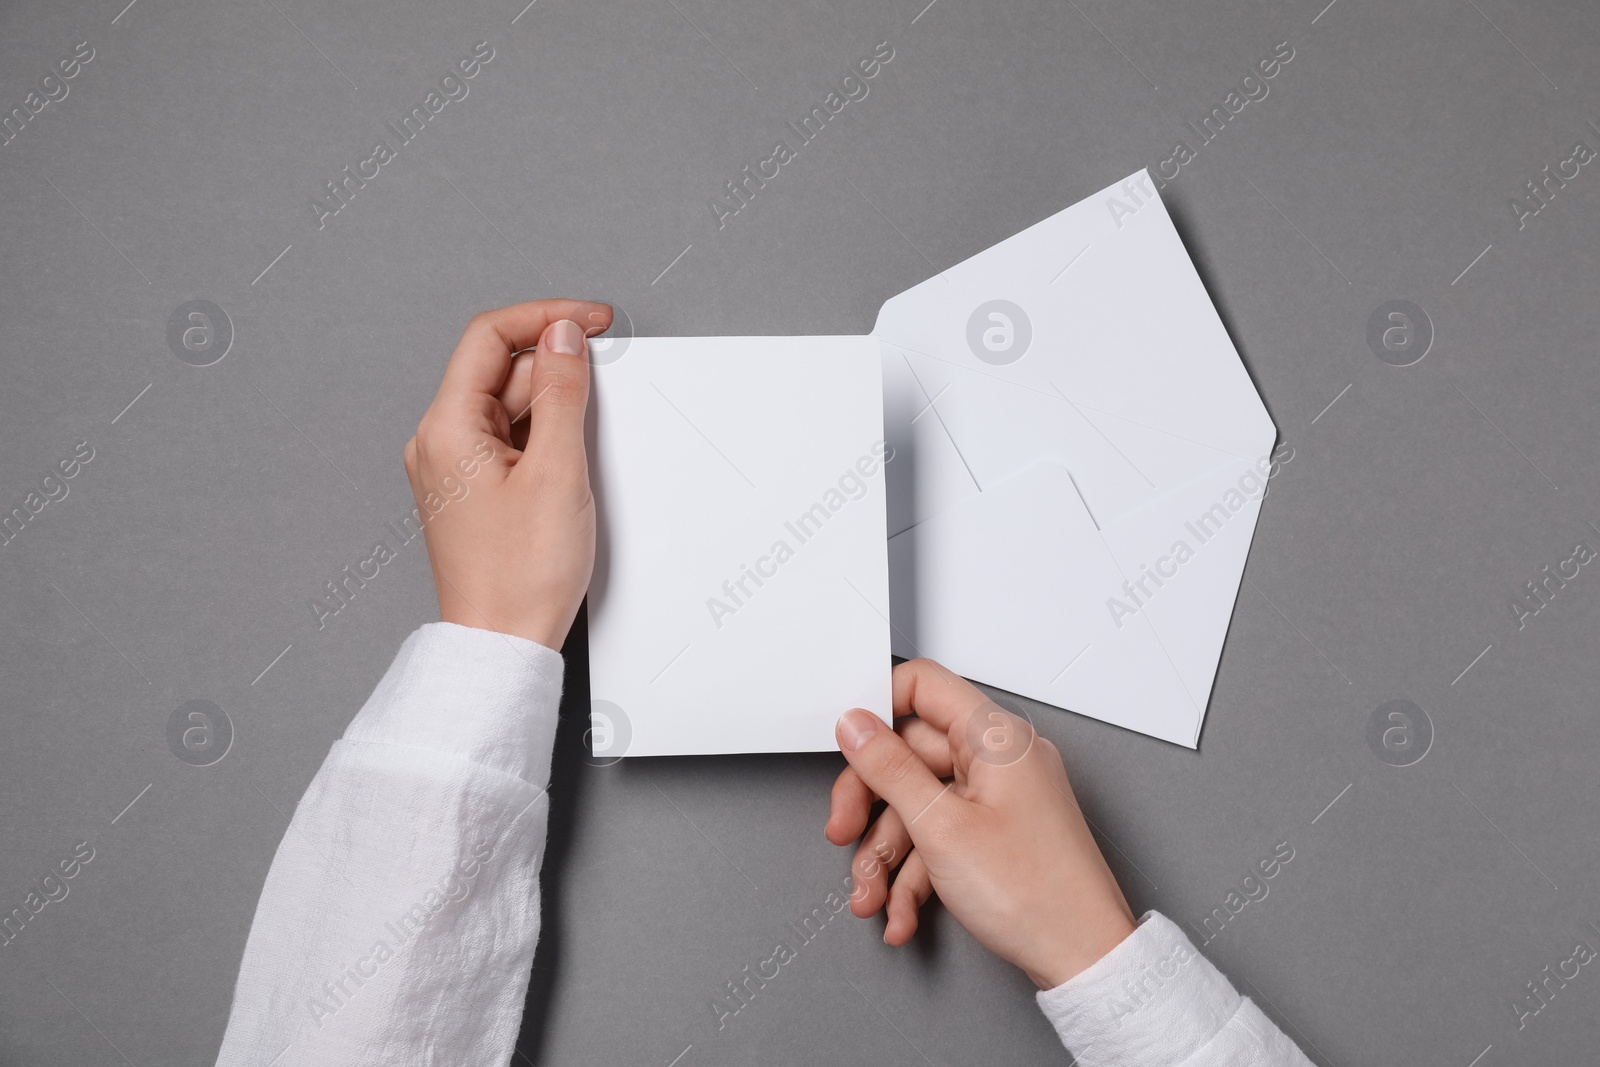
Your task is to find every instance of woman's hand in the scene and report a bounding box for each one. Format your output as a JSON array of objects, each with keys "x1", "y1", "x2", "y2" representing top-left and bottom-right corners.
[
  {"x1": 404, "y1": 298, "x2": 612, "y2": 649},
  {"x1": 825, "y1": 659, "x2": 1137, "y2": 990}
]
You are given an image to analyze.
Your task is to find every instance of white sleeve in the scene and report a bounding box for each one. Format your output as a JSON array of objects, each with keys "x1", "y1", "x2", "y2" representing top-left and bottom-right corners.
[
  {"x1": 1035, "y1": 912, "x2": 1314, "y2": 1067},
  {"x1": 215, "y1": 622, "x2": 564, "y2": 1067}
]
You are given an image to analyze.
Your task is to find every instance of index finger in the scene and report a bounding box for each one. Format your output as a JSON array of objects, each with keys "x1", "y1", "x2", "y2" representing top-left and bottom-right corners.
[
  {"x1": 891, "y1": 658, "x2": 991, "y2": 733},
  {"x1": 437, "y1": 299, "x2": 611, "y2": 403}
]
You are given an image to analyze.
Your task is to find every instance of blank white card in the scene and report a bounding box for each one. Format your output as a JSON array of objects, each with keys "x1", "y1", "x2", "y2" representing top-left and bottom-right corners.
[{"x1": 585, "y1": 335, "x2": 891, "y2": 757}]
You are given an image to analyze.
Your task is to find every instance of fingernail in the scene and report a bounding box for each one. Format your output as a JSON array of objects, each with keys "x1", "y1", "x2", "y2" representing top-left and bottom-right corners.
[
  {"x1": 546, "y1": 319, "x2": 584, "y2": 356},
  {"x1": 836, "y1": 709, "x2": 882, "y2": 753}
]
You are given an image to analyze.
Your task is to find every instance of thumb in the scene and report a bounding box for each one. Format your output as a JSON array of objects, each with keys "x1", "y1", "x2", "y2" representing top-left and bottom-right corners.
[
  {"x1": 514, "y1": 318, "x2": 591, "y2": 478},
  {"x1": 836, "y1": 709, "x2": 959, "y2": 833}
]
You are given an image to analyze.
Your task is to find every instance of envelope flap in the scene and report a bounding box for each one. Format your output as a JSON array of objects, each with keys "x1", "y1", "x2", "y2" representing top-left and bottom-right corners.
[
  {"x1": 874, "y1": 169, "x2": 1277, "y2": 524},
  {"x1": 887, "y1": 340, "x2": 1249, "y2": 529}
]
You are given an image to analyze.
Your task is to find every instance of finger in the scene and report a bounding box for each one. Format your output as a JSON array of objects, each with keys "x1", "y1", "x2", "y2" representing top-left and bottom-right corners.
[
  {"x1": 494, "y1": 302, "x2": 611, "y2": 420},
  {"x1": 836, "y1": 709, "x2": 964, "y2": 832},
  {"x1": 848, "y1": 807, "x2": 913, "y2": 919},
  {"x1": 512, "y1": 319, "x2": 591, "y2": 480},
  {"x1": 825, "y1": 767, "x2": 876, "y2": 846},
  {"x1": 496, "y1": 350, "x2": 537, "y2": 422},
  {"x1": 898, "y1": 717, "x2": 954, "y2": 779},
  {"x1": 827, "y1": 719, "x2": 955, "y2": 846},
  {"x1": 437, "y1": 299, "x2": 609, "y2": 404},
  {"x1": 962, "y1": 700, "x2": 1036, "y2": 772},
  {"x1": 892, "y1": 658, "x2": 991, "y2": 734},
  {"x1": 496, "y1": 351, "x2": 539, "y2": 451},
  {"x1": 883, "y1": 850, "x2": 934, "y2": 946}
]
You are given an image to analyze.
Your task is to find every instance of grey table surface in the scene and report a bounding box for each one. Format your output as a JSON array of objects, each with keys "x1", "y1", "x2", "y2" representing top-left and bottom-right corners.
[{"x1": 2, "y1": 0, "x2": 1598, "y2": 1064}]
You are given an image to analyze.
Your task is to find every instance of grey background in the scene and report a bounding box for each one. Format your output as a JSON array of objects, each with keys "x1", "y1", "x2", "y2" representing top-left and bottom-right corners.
[{"x1": 1, "y1": 0, "x2": 1596, "y2": 1063}]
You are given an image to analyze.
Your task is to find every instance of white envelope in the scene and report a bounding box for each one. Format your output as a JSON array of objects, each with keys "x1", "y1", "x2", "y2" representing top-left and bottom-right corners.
[
  {"x1": 586, "y1": 335, "x2": 892, "y2": 757},
  {"x1": 874, "y1": 170, "x2": 1278, "y2": 747}
]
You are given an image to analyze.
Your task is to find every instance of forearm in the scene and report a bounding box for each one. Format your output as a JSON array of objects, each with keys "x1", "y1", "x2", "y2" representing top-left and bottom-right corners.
[
  {"x1": 1036, "y1": 912, "x2": 1313, "y2": 1067},
  {"x1": 215, "y1": 623, "x2": 563, "y2": 1067}
]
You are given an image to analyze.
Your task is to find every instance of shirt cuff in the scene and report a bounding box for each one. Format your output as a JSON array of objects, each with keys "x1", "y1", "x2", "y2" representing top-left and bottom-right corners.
[
  {"x1": 343, "y1": 622, "x2": 566, "y2": 791},
  {"x1": 1035, "y1": 912, "x2": 1240, "y2": 1066}
]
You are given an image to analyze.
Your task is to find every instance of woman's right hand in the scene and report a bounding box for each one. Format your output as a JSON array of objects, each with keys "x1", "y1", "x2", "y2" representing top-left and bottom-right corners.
[{"x1": 825, "y1": 658, "x2": 1138, "y2": 990}]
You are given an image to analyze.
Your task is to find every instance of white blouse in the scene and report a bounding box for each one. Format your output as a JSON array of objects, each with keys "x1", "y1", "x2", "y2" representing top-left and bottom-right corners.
[{"x1": 215, "y1": 623, "x2": 1309, "y2": 1066}]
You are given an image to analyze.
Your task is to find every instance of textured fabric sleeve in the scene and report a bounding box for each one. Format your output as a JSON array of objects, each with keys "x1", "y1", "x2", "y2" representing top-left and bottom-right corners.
[
  {"x1": 214, "y1": 622, "x2": 564, "y2": 1067},
  {"x1": 1035, "y1": 912, "x2": 1314, "y2": 1067}
]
